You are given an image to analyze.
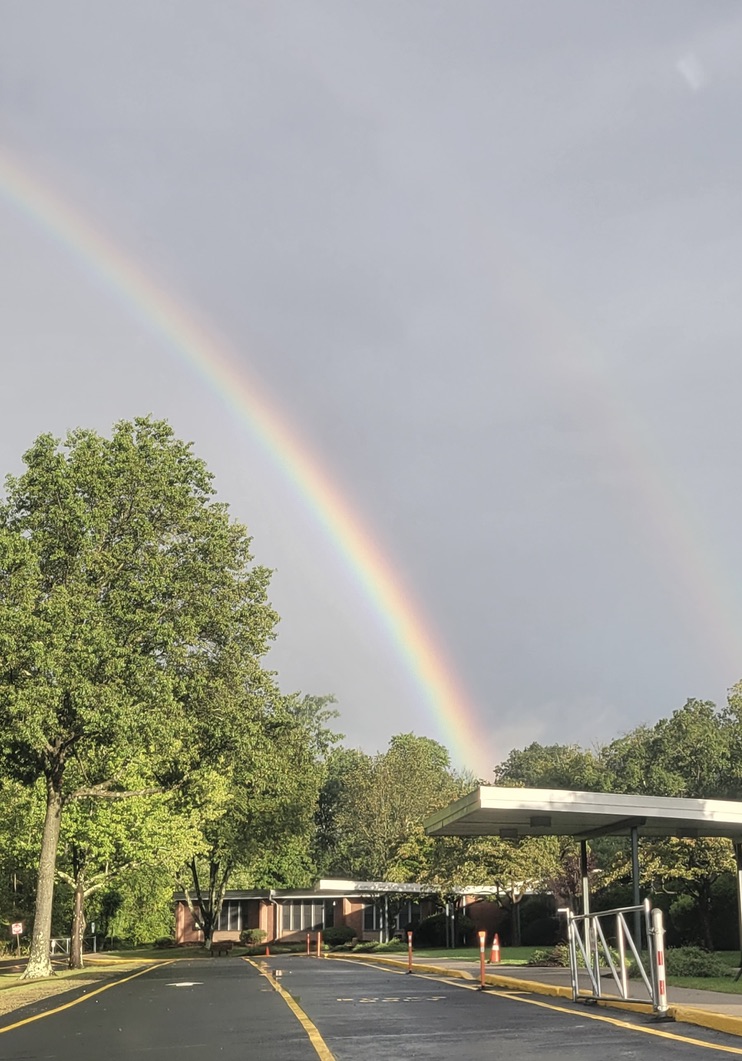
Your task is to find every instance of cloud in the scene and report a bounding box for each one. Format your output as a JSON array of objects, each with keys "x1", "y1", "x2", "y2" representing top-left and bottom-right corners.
[{"x1": 676, "y1": 52, "x2": 706, "y2": 92}]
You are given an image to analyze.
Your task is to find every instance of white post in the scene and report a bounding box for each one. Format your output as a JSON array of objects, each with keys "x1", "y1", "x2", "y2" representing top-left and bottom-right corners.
[{"x1": 651, "y1": 906, "x2": 668, "y2": 1016}]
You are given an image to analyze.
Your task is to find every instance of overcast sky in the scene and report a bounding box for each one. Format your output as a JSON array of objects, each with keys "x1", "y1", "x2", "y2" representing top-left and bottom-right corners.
[{"x1": 2, "y1": 1, "x2": 742, "y2": 776}]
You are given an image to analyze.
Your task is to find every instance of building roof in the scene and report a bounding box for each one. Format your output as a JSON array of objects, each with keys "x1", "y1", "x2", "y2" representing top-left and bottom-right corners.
[{"x1": 424, "y1": 786, "x2": 742, "y2": 841}]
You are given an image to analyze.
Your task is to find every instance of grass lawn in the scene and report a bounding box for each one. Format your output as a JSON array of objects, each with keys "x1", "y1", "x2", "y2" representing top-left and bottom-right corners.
[
  {"x1": 668, "y1": 976, "x2": 742, "y2": 993},
  {"x1": 410, "y1": 946, "x2": 540, "y2": 965}
]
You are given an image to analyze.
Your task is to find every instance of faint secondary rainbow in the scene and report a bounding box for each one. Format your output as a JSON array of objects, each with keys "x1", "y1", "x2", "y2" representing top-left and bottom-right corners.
[{"x1": 0, "y1": 148, "x2": 490, "y2": 775}]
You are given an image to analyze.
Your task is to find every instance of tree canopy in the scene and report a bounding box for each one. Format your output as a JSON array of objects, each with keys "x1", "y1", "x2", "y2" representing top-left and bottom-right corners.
[{"x1": 0, "y1": 418, "x2": 278, "y2": 975}]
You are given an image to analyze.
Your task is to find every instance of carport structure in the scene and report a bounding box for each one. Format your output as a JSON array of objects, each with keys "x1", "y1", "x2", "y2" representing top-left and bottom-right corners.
[{"x1": 425, "y1": 786, "x2": 742, "y2": 1008}]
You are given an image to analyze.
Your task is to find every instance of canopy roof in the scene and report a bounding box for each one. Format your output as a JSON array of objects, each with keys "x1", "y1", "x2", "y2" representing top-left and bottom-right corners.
[{"x1": 424, "y1": 786, "x2": 742, "y2": 841}]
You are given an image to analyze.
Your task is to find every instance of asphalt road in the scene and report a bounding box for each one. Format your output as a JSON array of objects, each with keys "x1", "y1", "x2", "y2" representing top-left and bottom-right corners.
[{"x1": 3, "y1": 955, "x2": 742, "y2": 1061}]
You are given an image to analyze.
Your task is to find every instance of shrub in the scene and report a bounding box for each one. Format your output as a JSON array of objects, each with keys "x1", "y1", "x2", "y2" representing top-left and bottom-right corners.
[
  {"x1": 375, "y1": 939, "x2": 406, "y2": 952},
  {"x1": 528, "y1": 942, "x2": 624, "y2": 970},
  {"x1": 414, "y1": 912, "x2": 476, "y2": 948},
  {"x1": 521, "y1": 916, "x2": 560, "y2": 947},
  {"x1": 660, "y1": 946, "x2": 732, "y2": 979},
  {"x1": 528, "y1": 944, "x2": 570, "y2": 967},
  {"x1": 352, "y1": 941, "x2": 378, "y2": 952},
  {"x1": 240, "y1": 928, "x2": 267, "y2": 945},
  {"x1": 322, "y1": 925, "x2": 356, "y2": 946},
  {"x1": 154, "y1": 937, "x2": 177, "y2": 949}
]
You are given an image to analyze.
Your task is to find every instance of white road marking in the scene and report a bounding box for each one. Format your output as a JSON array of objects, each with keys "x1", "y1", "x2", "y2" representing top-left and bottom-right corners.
[{"x1": 166, "y1": 981, "x2": 203, "y2": 987}]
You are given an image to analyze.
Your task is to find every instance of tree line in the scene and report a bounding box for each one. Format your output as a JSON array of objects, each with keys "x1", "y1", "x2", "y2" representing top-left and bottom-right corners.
[{"x1": 1, "y1": 418, "x2": 739, "y2": 977}]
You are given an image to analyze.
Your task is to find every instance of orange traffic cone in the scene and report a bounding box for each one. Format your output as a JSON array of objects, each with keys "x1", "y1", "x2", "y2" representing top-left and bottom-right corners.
[{"x1": 489, "y1": 933, "x2": 501, "y2": 964}]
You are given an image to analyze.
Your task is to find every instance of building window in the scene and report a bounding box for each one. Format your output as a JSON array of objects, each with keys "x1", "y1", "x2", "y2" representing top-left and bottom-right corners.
[
  {"x1": 363, "y1": 902, "x2": 380, "y2": 931},
  {"x1": 217, "y1": 901, "x2": 248, "y2": 932},
  {"x1": 281, "y1": 900, "x2": 325, "y2": 932},
  {"x1": 395, "y1": 901, "x2": 421, "y2": 930}
]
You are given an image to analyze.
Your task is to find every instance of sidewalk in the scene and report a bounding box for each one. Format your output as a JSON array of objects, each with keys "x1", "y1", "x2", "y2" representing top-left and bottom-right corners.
[{"x1": 330, "y1": 954, "x2": 742, "y2": 1039}]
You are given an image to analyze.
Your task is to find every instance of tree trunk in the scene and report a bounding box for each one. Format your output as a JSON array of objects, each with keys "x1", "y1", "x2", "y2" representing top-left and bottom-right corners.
[
  {"x1": 183, "y1": 857, "x2": 230, "y2": 950},
  {"x1": 69, "y1": 882, "x2": 86, "y2": 970},
  {"x1": 697, "y1": 885, "x2": 714, "y2": 951},
  {"x1": 23, "y1": 768, "x2": 64, "y2": 979}
]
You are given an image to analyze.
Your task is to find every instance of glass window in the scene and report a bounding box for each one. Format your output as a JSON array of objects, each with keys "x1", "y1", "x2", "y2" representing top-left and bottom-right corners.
[
  {"x1": 217, "y1": 900, "x2": 245, "y2": 932},
  {"x1": 281, "y1": 900, "x2": 326, "y2": 932}
]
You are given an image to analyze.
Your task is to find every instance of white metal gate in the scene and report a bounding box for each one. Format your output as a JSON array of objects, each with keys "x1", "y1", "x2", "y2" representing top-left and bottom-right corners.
[{"x1": 563, "y1": 899, "x2": 668, "y2": 1016}]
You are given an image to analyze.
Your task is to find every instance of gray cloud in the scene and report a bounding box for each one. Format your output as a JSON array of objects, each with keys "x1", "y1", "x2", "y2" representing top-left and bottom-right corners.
[{"x1": 2, "y1": 1, "x2": 742, "y2": 775}]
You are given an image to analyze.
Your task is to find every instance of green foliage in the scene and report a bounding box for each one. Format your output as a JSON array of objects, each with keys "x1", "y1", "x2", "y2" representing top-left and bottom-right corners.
[
  {"x1": 495, "y1": 743, "x2": 603, "y2": 790},
  {"x1": 664, "y1": 946, "x2": 734, "y2": 978},
  {"x1": 374, "y1": 939, "x2": 407, "y2": 952},
  {"x1": 314, "y1": 735, "x2": 465, "y2": 881},
  {"x1": 322, "y1": 925, "x2": 356, "y2": 946},
  {"x1": 528, "y1": 944, "x2": 570, "y2": 967},
  {"x1": 414, "y1": 912, "x2": 475, "y2": 948},
  {"x1": 240, "y1": 928, "x2": 267, "y2": 944},
  {"x1": 99, "y1": 868, "x2": 176, "y2": 945},
  {"x1": 0, "y1": 418, "x2": 280, "y2": 975},
  {"x1": 520, "y1": 917, "x2": 560, "y2": 947},
  {"x1": 628, "y1": 946, "x2": 733, "y2": 979}
]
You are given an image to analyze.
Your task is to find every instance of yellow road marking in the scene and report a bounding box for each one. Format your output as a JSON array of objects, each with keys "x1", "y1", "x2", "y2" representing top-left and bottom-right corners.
[
  {"x1": 332, "y1": 955, "x2": 742, "y2": 1056},
  {"x1": 243, "y1": 957, "x2": 335, "y2": 1061},
  {"x1": 0, "y1": 959, "x2": 176, "y2": 1035},
  {"x1": 411, "y1": 969, "x2": 742, "y2": 1056}
]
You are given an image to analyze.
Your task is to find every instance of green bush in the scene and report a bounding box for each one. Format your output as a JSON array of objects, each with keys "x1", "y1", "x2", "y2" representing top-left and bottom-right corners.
[
  {"x1": 352, "y1": 941, "x2": 378, "y2": 952},
  {"x1": 375, "y1": 939, "x2": 406, "y2": 952},
  {"x1": 240, "y1": 928, "x2": 267, "y2": 945},
  {"x1": 529, "y1": 942, "x2": 624, "y2": 970},
  {"x1": 528, "y1": 944, "x2": 570, "y2": 967},
  {"x1": 662, "y1": 946, "x2": 733, "y2": 978},
  {"x1": 154, "y1": 937, "x2": 177, "y2": 949},
  {"x1": 414, "y1": 912, "x2": 476, "y2": 948},
  {"x1": 322, "y1": 925, "x2": 356, "y2": 946},
  {"x1": 521, "y1": 916, "x2": 560, "y2": 947}
]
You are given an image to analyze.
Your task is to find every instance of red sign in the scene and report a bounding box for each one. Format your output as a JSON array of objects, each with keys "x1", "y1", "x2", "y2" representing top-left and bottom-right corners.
[{"x1": 11, "y1": 922, "x2": 23, "y2": 936}]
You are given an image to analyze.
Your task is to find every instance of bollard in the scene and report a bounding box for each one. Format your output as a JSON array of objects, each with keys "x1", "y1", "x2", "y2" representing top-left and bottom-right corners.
[
  {"x1": 316, "y1": 931, "x2": 322, "y2": 958},
  {"x1": 651, "y1": 907, "x2": 669, "y2": 1018},
  {"x1": 307, "y1": 933, "x2": 311, "y2": 956},
  {"x1": 489, "y1": 933, "x2": 501, "y2": 964},
  {"x1": 478, "y1": 930, "x2": 487, "y2": 989},
  {"x1": 265, "y1": 944, "x2": 270, "y2": 956},
  {"x1": 406, "y1": 930, "x2": 414, "y2": 974}
]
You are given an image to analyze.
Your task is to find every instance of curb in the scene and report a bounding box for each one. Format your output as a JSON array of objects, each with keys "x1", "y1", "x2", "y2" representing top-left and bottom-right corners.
[
  {"x1": 327, "y1": 954, "x2": 742, "y2": 1039},
  {"x1": 670, "y1": 1004, "x2": 742, "y2": 1039}
]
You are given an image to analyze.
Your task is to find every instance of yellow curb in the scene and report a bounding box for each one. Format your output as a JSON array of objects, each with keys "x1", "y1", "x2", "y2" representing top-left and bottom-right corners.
[
  {"x1": 328, "y1": 954, "x2": 742, "y2": 1039},
  {"x1": 670, "y1": 1005, "x2": 742, "y2": 1039}
]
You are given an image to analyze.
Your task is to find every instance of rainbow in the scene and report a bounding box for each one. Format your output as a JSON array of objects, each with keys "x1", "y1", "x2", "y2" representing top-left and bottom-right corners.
[{"x1": 0, "y1": 148, "x2": 490, "y2": 776}]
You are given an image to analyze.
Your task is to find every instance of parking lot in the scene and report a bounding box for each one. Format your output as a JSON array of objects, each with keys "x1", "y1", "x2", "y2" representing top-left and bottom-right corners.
[{"x1": 3, "y1": 955, "x2": 742, "y2": 1060}]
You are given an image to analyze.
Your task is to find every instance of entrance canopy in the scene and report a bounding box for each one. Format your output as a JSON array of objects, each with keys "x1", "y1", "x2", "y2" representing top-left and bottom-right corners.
[{"x1": 424, "y1": 786, "x2": 742, "y2": 841}]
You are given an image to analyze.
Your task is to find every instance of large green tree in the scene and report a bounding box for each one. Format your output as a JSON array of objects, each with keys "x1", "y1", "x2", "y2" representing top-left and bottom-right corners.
[
  {"x1": 179, "y1": 691, "x2": 338, "y2": 947},
  {"x1": 0, "y1": 418, "x2": 277, "y2": 977},
  {"x1": 315, "y1": 734, "x2": 463, "y2": 882}
]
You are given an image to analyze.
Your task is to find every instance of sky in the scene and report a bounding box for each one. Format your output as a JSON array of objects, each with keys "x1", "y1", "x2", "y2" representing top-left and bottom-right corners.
[{"x1": 2, "y1": 1, "x2": 742, "y2": 778}]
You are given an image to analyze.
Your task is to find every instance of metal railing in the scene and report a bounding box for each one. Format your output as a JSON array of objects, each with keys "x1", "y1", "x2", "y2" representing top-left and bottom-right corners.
[
  {"x1": 562, "y1": 900, "x2": 668, "y2": 1016},
  {"x1": 50, "y1": 936, "x2": 98, "y2": 957}
]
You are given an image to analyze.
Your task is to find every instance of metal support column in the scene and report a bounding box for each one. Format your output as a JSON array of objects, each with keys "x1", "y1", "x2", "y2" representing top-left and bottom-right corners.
[
  {"x1": 735, "y1": 842, "x2": 742, "y2": 982},
  {"x1": 580, "y1": 839, "x2": 590, "y2": 951},
  {"x1": 631, "y1": 826, "x2": 641, "y2": 948}
]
